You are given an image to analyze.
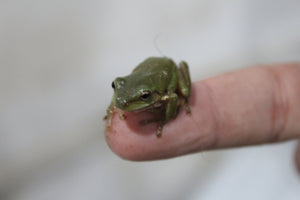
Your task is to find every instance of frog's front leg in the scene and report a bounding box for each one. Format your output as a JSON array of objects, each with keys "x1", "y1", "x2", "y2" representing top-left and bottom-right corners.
[
  {"x1": 104, "y1": 102, "x2": 114, "y2": 130},
  {"x1": 104, "y1": 102, "x2": 126, "y2": 130},
  {"x1": 177, "y1": 61, "x2": 191, "y2": 114},
  {"x1": 156, "y1": 93, "x2": 178, "y2": 137}
]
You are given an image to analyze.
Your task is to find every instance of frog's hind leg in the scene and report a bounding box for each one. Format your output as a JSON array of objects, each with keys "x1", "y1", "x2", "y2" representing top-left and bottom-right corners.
[
  {"x1": 177, "y1": 61, "x2": 191, "y2": 114},
  {"x1": 155, "y1": 93, "x2": 179, "y2": 137},
  {"x1": 179, "y1": 61, "x2": 191, "y2": 91}
]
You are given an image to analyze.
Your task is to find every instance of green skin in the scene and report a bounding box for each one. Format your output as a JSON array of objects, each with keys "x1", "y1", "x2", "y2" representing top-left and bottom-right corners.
[{"x1": 106, "y1": 57, "x2": 191, "y2": 137}]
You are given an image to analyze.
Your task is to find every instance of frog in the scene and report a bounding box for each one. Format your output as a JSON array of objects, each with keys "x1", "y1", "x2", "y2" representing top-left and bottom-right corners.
[{"x1": 105, "y1": 57, "x2": 191, "y2": 137}]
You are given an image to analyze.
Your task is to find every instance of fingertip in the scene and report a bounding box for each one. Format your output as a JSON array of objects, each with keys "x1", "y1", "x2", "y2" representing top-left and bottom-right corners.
[
  {"x1": 104, "y1": 83, "x2": 217, "y2": 161},
  {"x1": 104, "y1": 114, "x2": 149, "y2": 161},
  {"x1": 105, "y1": 113, "x2": 168, "y2": 161},
  {"x1": 104, "y1": 113, "x2": 184, "y2": 161}
]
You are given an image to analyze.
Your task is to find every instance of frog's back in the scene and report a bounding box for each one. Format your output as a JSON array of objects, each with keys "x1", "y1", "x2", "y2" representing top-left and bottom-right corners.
[
  {"x1": 128, "y1": 57, "x2": 177, "y2": 93},
  {"x1": 132, "y1": 57, "x2": 175, "y2": 75}
]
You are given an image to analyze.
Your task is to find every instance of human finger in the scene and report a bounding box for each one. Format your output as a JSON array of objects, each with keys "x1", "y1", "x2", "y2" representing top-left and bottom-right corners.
[{"x1": 105, "y1": 64, "x2": 300, "y2": 161}]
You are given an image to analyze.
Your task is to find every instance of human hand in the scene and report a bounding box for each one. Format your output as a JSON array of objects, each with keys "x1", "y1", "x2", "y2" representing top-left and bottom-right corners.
[{"x1": 105, "y1": 63, "x2": 300, "y2": 171}]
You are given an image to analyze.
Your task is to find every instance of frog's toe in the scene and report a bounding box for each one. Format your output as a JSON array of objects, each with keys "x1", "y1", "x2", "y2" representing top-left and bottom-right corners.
[
  {"x1": 119, "y1": 113, "x2": 127, "y2": 120},
  {"x1": 156, "y1": 125, "x2": 163, "y2": 137},
  {"x1": 183, "y1": 99, "x2": 191, "y2": 114},
  {"x1": 185, "y1": 104, "x2": 191, "y2": 114}
]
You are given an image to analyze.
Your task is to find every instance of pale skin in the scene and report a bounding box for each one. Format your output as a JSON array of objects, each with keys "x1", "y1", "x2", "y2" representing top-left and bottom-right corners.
[{"x1": 105, "y1": 63, "x2": 300, "y2": 173}]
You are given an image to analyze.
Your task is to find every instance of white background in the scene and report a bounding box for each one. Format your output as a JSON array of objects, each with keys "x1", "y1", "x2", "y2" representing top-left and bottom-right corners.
[{"x1": 0, "y1": 0, "x2": 300, "y2": 199}]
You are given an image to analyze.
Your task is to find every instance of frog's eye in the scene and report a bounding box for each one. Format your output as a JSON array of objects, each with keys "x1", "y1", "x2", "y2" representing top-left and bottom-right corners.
[
  {"x1": 111, "y1": 81, "x2": 115, "y2": 89},
  {"x1": 140, "y1": 90, "x2": 151, "y2": 101}
]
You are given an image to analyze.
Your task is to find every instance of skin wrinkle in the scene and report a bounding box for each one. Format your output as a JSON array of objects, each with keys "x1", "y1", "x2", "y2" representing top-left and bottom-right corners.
[
  {"x1": 189, "y1": 117, "x2": 207, "y2": 152},
  {"x1": 286, "y1": 64, "x2": 300, "y2": 139},
  {"x1": 169, "y1": 83, "x2": 216, "y2": 156},
  {"x1": 200, "y1": 81, "x2": 221, "y2": 148},
  {"x1": 166, "y1": 86, "x2": 202, "y2": 156},
  {"x1": 180, "y1": 118, "x2": 207, "y2": 156},
  {"x1": 266, "y1": 67, "x2": 290, "y2": 142}
]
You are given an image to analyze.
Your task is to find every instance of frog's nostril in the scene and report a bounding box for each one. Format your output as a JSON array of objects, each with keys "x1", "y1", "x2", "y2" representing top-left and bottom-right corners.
[{"x1": 115, "y1": 78, "x2": 125, "y2": 89}]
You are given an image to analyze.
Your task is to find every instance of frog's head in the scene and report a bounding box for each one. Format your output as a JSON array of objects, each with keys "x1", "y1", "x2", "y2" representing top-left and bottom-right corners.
[{"x1": 111, "y1": 77, "x2": 159, "y2": 112}]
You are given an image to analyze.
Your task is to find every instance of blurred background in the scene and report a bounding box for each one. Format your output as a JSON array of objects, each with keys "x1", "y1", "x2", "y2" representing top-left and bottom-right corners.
[{"x1": 1, "y1": 0, "x2": 300, "y2": 199}]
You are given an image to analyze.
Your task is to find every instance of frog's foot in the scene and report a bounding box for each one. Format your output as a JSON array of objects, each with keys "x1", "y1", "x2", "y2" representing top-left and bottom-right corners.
[
  {"x1": 180, "y1": 99, "x2": 191, "y2": 115},
  {"x1": 105, "y1": 124, "x2": 111, "y2": 130},
  {"x1": 117, "y1": 110, "x2": 126, "y2": 120},
  {"x1": 156, "y1": 124, "x2": 163, "y2": 137},
  {"x1": 104, "y1": 115, "x2": 112, "y2": 130},
  {"x1": 119, "y1": 114, "x2": 127, "y2": 120},
  {"x1": 104, "y1": 110, "x2": 114, "y2": 130},
  {"x1": 184, "y1": 101, "x2": 191, "y2": 115}
]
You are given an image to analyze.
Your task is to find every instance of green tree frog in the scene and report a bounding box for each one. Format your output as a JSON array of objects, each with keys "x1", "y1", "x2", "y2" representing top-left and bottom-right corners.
[{"x1": 105, "y1": 57, "x2": 191, "y2": 137}]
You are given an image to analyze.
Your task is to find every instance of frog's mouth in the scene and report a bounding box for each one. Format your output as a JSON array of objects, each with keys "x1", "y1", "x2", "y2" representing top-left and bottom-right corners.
[{"x1": 119, "y1": 101, "x2": 163, "y2": 112}]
